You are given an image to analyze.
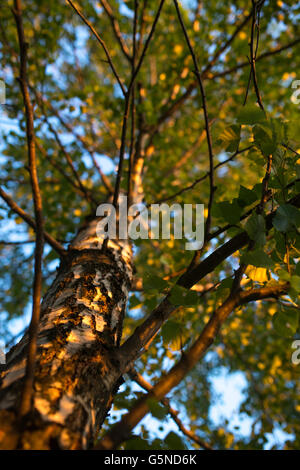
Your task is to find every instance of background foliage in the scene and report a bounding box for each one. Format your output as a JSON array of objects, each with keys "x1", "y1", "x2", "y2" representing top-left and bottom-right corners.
[{"x1": 0, "y1": 0, "x2": 300, "y2": 449}]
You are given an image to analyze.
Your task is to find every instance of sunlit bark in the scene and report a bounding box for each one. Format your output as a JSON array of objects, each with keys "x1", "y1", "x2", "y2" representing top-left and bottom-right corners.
[{"x1": 0, "y1": 219, "x2": 132, "y2": 449}]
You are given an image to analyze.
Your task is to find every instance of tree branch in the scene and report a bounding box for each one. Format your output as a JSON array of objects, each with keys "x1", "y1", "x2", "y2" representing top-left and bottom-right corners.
[
  {"x1": 33, "y1": 89, "x2": 115, "y2": 193},
  {"x1": 44, "y1": 117, "x2": 98, "y2": 207},
  {"x1": 98, "y1": 282, "x2": 289, "y2": 449},
  {"x1": 0, "y1": 186, "x2": 66, "y2": 256},
  {"x1": 13, "y1": 0, "x2": 44, "y2": 418},
  {"x1": 154, "y1": 36, "x2": 300, "y2": 134},
  {"x1": 245, "y1": 0, "x2": 265, "y2": 110},
  {"x1": 212, "y1": 37, "x2": 300, "y2": 80},
  {"x1": 66, "y1": 0, "x2": 126, "y2": 96},
  {"x1": 103, "y1": 0, "x2": 165, "y2": 251},
  {"x1": 152, "y1": 8, "x2": 253, "y2": 135},
  {"x1": 129, "y1": 369, "x2": 213, "y2": 450},
  {"x1": 99, "y1": 0, "x2": 132, "y2": 62},
  {"x1": 118, "y1": 192, "x2": 300, "y2": 368}
]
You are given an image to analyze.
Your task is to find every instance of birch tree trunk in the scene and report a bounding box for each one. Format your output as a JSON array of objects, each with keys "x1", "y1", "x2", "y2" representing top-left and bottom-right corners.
[{"x1": 0, "y1": 218, "x2": 133, "y2": 449}]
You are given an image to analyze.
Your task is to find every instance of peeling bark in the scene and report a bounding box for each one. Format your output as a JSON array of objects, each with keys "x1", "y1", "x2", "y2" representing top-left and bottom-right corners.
[{"x1": 0, "y1": 219, "x2": 133, "y2": 449}]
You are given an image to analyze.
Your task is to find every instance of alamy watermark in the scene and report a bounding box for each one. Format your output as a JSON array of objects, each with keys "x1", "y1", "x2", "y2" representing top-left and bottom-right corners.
[
  {"x1": 291, "y1": 340, "x2": 300, "y2": 365},
  {"x1": 96, "y1": 196, "x2": 204, "y2": 250},
  {"x1": 291, "y1": 80, "x2": 300, "y2": 104},
  {"x1": 0, "y1": 80, "x2": 5, "y2": 105},
  {"x1": 0, "y1": 342, "x2": 5, "y2": 365}
]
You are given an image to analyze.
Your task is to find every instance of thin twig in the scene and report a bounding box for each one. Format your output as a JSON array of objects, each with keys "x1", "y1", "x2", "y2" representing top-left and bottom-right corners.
[
  {"x1": 151, "y1": 146, "x2": 253, "y2": 205},
  {"x1": 99, "y1": 0, "x2": 131, "y2": 62},
  {"x1": 35, "y1": 139, "x2": 90, "y2": 199},
  {"x1": 66, "y1": 0, "x2": 126, "y2": 96},
  {"x1": 13, "y1": 0, "x2": 44, "y2": 418},
  {"x1": 245, "y1": 0, "x2": 265, "y2": 110},
  {"x1": 103, "y1": 0, "x2": 165, "y2": 251},
  {"x1": 137, "y1": 0, "x2": 148, "y2": 57},
  {"x1": 207, "y1": 177, "x2": 300, "y2": 243},
  {"x1": 129, "y1": 370, "x2": 213, "y2": 450},
  {"x1": 0, "y1": 239, "x2": 35, "y2": 245},
  {"x1": 127, "y1": 0, "x2": 139, "y2": 203},
  {"x1": 202, "y1": 9, "x2": 253, "y2": 76},
  {"x1": 154, "y1": 36, "x2": 300, "y2": 135},
  {"x1": 152, "y1": 8, "x2": 253, "y2": 136},
  {"x1": 33, "y1": 88, "x2": 115, "y2": 192},
  {"x1": 0, "y1": 186, "x2": 65, "y2": 256},
  {"x1": 44, "y1": 117, "x2": 98, "y2": 206},
  {"x1": 128, "y1": 0, "x2": 165, "y2": 92},
  {"x1": 174, "y1": 0, "x2": 215, "y2": 270}
]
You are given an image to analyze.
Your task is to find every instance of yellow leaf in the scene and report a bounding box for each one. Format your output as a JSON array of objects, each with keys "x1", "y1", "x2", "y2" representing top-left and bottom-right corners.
[
  {"x1": 216, "y1": 346, "x2": 224, "y2": 358},
  {"x1": 282, "y1": 72, "x2": 291, "y2": 81},
  {"x1": 180, "y1": 67, "x2": 189, "y2": 79},
  {"x1": 268, "y1": 306, "x2": 277, "y2": 316},
  {"x1": 193, "y1": 20, "x2": 200, "y2": 32},
  {"x1": 225, "y1": 433, "x2": 234, "y2": 448},
  {"x1": 171, "y1": 84, "x2": 181, "y2": 99},
  {"x1": 146, "y1": 145, "x2": 155, "y2": 156},
  {"x1": 174, "y1": 44, "x2": 183, "y2": 55},
  {"x1": 245, "y1": 266, "x2": 268, "y2": 283}
]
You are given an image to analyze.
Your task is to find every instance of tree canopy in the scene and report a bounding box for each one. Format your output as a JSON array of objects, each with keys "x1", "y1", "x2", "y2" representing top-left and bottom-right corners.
[{"x1": 0, "y1": 0, "x2": 300, "y2": 450}]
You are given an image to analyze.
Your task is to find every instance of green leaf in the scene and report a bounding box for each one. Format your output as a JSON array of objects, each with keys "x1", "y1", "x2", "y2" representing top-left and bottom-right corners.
[
  {"x1": 144, "y1": 295, "x2": 160, "y2": 310},
  {"x1": 273, "y1": 309, "x2": 299, "y2": 337},
  {"x1": 165, "y1": 431, "x2": 186, "y2": 450},
  {"x1": 290, "y1": 276, "x2": 300, "y2": 293},
  {"x1": 143, "y1": 273, "x2": 169, "y2": 293},
  {"x1": 245, "y1": 213, "x2": 266, "y2": 246},
  {"x1": 277, "y1": 269, "x2": 291, "y2": 281},
  {"x1": 124, "y1": 437, "x2": 151, "y2": 450},
  {"x1": 238, "y1": 185, "x2": 258, "y2": 207},
  {"x1": 242, "y1": 249, "x2": 274, "y2": 268},
  {"x1": 219, "y1": 278, "x2": 234, "y2": 289},
  {"x1": 215, "y1": 278, "x2": 233, "y2": 301},
  {"x1": 273, "y1": 209, "x2": 291, "y2": 232},
  {"x1": 169, "y1": 285, "x2": 199, "y2": 306},
  {"x1": 237, "y1": 105, "x2": 266, "y2": 125},
  {"x1": 218, "y1": 125, "x2": 241, "y2": 152},
  {"x1": 253, "y1": 125, "x2": 277, "y2": 157},
  {"x1": 129, "y1": 294, "x2": 141, "y2": 309},
  {"x1": 161, "y1": 320, "x2": 181, "y2": 343},
  {"x1": 272, "y1": 146, "x2": 286, "y2": 170},
  {"x1": 147, "y1": 398, "x2": 168, "y2": 420},
  {"x1": 215, "y1": 199, "x2": 242, "y2": 225},
  {"x1": 273, "y1": 204, "x2": 300, "y2": 233}
]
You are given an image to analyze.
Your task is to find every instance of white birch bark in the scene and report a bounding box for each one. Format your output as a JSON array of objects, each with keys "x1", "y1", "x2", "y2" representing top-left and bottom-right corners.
[{"x1": 0, "y1": 218, "x2": 133, "y2": 449}]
